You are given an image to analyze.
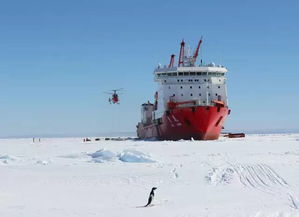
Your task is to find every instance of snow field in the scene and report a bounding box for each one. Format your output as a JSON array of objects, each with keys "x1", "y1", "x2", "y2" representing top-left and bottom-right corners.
[{"x1": 0, "y1": 134, "x2": 299, "y2": 217}]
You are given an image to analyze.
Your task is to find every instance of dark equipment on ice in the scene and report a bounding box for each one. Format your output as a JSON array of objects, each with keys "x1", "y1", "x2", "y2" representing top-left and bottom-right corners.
[
  {"x1": 224, "y1": 133, "x2": 245, "y2": 138},
  {"x1": 144, "y1": 187, "x2": 157, "y2": 207}
]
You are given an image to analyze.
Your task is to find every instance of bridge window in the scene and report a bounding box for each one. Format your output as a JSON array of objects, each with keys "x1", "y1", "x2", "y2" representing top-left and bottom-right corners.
[
  {"x1": 168, "y1": 86, "x2": 171, "y2": 89},
  {"x1": 215, "y1": 93, "x2": 218, "y2": 96},
  {"x1": 177, "y1": 79, "x2": 180, "y2": 82},
  {"x1": 190, "y1": 93, "x2": 193, "y2": 96},
  {"x1": 196, "y1": 72, "x2": 202, "y2": 75},
  {"x1": 180, "y1": 86, "x2": 183, "y2": 89},
  {"x1": 198, "y1": 86, "x2": 201, "y2": 89},
  {"x1": 199, "y1": 93, "x2": 201, "y2": 96},
  {"x1": 218, "y1": 86, "x2": 220, "y2": 88},
  {"x1": 181, "y1": 94, "x2": 183, "y2": 96},
  {"x1": 190, "y1": 72, "x2": 195, "y2": 75},
  {"x1": 190, "y1": 86, "x2": 192, "y2": 89},
  {"x1": 178, "y1": 72, "x2": 183, "y2": 76},
  {"x1": 183, "y1": 72, "x2": 189, "y2": 76}
]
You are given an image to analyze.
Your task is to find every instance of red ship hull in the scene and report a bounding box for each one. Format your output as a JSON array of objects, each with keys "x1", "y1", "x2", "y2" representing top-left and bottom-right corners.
[{"x1": 137, "y1": 105, "x2": 229, "y2": 140}]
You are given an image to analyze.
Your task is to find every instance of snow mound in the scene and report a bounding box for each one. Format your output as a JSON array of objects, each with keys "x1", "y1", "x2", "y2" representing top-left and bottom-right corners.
[
  {"x1": 118, "y1": 150, "x2": 155, "y2": 163},
  {"x1": 206, "y1": 167, "x2": 235, "y2": 185},
  {"x1": 88, "y1": 149, "x2": 155, "y2": 163},
  {"x1": 36, "y1": 160, "x2": 50, "y2": 165},
  {"x1": 89, "y1": 149, "x2": 117, "y2": 163},
  {"x1": 0, "y1": 155, "x2": 17, "y2": 164}
]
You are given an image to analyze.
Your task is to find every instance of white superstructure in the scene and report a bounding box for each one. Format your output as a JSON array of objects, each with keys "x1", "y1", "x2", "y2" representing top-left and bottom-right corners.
[{"x1": 153, "y1": 63, "x2": 228, "y2": 119}]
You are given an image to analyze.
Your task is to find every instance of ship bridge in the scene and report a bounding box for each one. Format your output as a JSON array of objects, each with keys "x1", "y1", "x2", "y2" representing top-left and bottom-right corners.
[{"x1": 154, "y1": 64, "x2": 227, "y2": 80}]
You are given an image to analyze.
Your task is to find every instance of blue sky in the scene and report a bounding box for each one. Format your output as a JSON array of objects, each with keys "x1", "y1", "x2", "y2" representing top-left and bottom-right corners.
[{"x1": 0, "y1": 0, "x2": 298, "y2": 137}]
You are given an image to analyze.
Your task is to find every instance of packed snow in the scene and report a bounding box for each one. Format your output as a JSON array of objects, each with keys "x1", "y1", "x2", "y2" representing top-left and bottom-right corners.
[
  {"x1": 118, "y1": 149, "x2": 155, "y2": 163},
  {"x1": 89, "y1": 149, "x2": 117, "y2": 163},
  {"x1": 0, "y1": 134, "x2": 299, "y2": 217}
]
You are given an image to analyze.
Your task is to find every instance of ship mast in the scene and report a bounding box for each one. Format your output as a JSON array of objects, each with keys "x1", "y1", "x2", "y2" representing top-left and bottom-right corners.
[
  {"x1": 192, "y1": 36, "x2": 203, "y2": 65},
  {"x1": 168, "y1": 54, "x2": 175, "y2": 68},
  {"x1": 178, "y1": 40, "x2": 185, "y2": 67},
  {"x1": 178, "y1": 38, "x2": 203, "y2": 67}
]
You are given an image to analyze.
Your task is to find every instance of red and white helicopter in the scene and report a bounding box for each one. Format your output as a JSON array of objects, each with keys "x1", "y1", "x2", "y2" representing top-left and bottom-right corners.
[{"x1": 104, "y1": 88, "x2": 123, "y2": 104}]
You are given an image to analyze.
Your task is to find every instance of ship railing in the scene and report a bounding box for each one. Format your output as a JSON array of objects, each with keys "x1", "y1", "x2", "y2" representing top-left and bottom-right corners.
[
  {"x1": 167, "y1": 100, "x2": 226, "y2": 110},
  {"x1": 167, "y1": 100, "x2": 199, "y2": 110}
]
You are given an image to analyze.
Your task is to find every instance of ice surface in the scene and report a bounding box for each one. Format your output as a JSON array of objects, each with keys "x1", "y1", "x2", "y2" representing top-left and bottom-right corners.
[
  {"x1": 89, "y1": 149, "x2": 117, "y2": 163},
  {"x1": 35, "y1": 159, "x2": 50, "y2": 165},
  {"x1": 0, "y1": 154, "x2": 17, "y2": 164},
  {"x1": 60, "y1": 152, "x2": 88, "y2": 159},
  {"x1": 118, "y1": 149, "x2": 155, "y2": 163},
  {"x1": 206, "y1": 166, "x2": 235, "y2": 185},
  {"x1": 0, "y1": 134, "x2": 299, "y2": 217},
  {"x1": 87, "y1": 149, "x2": 154, "y2": 163}
]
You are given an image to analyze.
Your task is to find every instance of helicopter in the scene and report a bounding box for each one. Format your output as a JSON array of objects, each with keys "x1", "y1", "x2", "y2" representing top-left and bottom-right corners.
[{"x1": 104, "y1": 88, "x2": 123, "y2": 104}]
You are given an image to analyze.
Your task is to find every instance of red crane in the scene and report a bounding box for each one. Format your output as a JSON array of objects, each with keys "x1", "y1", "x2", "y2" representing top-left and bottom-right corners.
[
  {"x1": 168, "y1": 54, "x2": 175, "y2": 68},
  {"x1": 192, "y1": 36, "x2": 203, "y2": 64},
  {"x1": 178, "y1": 39, "x2": 185, "y2": 67}
]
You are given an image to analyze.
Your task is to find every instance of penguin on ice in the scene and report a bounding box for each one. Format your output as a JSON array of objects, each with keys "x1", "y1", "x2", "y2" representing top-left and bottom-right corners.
[{"x1": 144, "y1": 187, "x2": 157, "y2": 207}]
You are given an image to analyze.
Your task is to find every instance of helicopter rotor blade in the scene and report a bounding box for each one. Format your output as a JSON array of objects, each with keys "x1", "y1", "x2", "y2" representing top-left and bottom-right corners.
[{"x1": 110, "y1": 88, "x2": 124, "y2": 92}]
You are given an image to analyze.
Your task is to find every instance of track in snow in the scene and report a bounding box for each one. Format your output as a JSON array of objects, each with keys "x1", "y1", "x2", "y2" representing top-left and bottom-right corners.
[
  {"x1": 206, "y1": 162, "x2": 299, "y2": 209},
  {"x1": 230, "y1": 163, "x2": 288, "y2": 191}
]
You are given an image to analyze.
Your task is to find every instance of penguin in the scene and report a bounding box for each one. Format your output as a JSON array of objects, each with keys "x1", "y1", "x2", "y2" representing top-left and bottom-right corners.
[{"x1": 144, "y1": 187, "x2": 157, "y2": 207}]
